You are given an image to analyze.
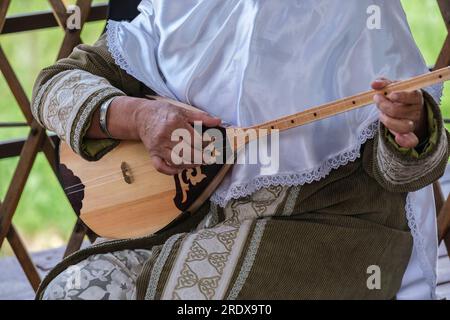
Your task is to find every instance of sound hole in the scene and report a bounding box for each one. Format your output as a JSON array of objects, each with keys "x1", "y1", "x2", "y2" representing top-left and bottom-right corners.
[
  {"x1": 291, "y1": 120, "x2": 295, "y2": 124},
  {"x1": 271, "y1": 126, "x2": 275, "y2": 129},
  {"x1": 313, "y1": 113, "x2": 317, "y2": 117},
  {"x1": 352, "y1": 101, "x2": 356, "y2": 105},
  {"x1": 439, "y1": 75, "x2": 443, "y2": 79}
]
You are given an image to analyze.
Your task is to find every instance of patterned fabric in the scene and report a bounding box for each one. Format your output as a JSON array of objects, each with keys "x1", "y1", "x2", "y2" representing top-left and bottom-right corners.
[
  {"x1": 42, "y1": 250, "x2": 151, "y2": 300},
  {"x1": 376, "y1": 105, "x2": 448, "y2": 188},
  {"x1": 31, "y1": 69, "x2": 124, "y2": 158},
  {"x1": 31, "y1": 35, "x2": 449, "y2": 300},
  {"x1": 160, "y1": 220, "x2": 252, "y2": 300},
  {"x1": 42, "y1": 186, "x2": 297, "y2": 300}
]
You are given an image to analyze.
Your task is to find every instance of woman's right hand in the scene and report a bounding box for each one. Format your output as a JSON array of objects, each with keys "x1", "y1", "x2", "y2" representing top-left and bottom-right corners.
[
  {"x1": 133, "y1": 98, "x2": 221, "y2": 175},
  {"x1": 87, "y1": 96, "x2": 222, "y2": 175}
]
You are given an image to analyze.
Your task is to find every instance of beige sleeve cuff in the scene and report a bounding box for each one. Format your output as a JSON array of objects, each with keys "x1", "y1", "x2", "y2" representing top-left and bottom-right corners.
[
  {"x1": 373, "y1": 90, "x2": 449, "y2": 192},
  {"x1": 31, "y1": 69, "x2": 125, "y2": 160}
]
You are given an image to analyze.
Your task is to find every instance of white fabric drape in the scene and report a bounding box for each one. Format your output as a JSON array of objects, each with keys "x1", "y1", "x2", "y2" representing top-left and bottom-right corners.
[{"x1": 106, "y1": 0, "x2": 442, "y2": 299}]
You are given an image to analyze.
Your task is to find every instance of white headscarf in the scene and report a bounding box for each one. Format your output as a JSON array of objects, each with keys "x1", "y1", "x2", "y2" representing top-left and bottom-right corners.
[{"x1": 106, "y1": 0, "x2": 442, "y2": 299}]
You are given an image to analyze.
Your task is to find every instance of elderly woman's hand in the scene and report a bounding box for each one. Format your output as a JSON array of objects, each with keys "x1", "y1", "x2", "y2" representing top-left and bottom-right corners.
[
  {"x1": 87, "y1": 96, "x2": 221, "y2": 175},
  {"x1": 372, "y1": 78, "x2": 427, "y2": 149},
  {"x1": 135, "y1": 99, "x2": 221, "y2": 175}
]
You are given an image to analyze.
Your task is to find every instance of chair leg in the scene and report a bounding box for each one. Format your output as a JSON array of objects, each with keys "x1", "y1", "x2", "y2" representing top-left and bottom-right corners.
[
  {"x1": 434, "y1": 181, "x2": 445, "y2": 217},
  {"x1": 444, "y1": 232, "x2": 450, "y2": 258},
  {"x1": 437, "y1": 188, "x2": 450, "y2": 249},
  {"x1": 439, "y1": 197, "x2": 450, "y2": 256},
  {"x1": 7, "y1": 226, "x2": 41, "y2": 292},
  {"x1": 63, "y1": 219, "x2": 88, "y2": 258},
  {"x1": 63, "y1": 218, "x2": 97, "y2": 258}
]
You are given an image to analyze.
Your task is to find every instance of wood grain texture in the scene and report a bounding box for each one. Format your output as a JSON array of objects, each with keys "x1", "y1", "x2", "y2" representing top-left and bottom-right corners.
[
  {"x1": 7, "y1": 225, "x2": 41, "y2": 292},
  {"x1": 0, "y1": 125, "x2": 45, "y2": 248},
  {"x1": 60, "y1": 141, "x2": 178, "y2": 238}
]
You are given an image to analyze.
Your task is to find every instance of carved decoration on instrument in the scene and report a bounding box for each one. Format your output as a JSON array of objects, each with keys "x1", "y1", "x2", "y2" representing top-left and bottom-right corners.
[
  {"x1": 180, "y1": 167, "x2": 207, "y2": 203},
  {"x1": 59, "y1": 163, "x2": 84, "y2": 216}
]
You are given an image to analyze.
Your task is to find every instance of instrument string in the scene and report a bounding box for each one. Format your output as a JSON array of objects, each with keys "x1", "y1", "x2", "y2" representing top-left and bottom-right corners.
[
  {"x1": 64, "y1": 162, "x2": 167, "y2": 196},
  {"x1": 62, "y1": 68, "x2": 450, "y2": 195},
  {"x1": 61, "y1": 138, "x2": 245, "y2": 193},
  {"x1": 63, "y1": 159, "x2": 154, "y2": 191}
]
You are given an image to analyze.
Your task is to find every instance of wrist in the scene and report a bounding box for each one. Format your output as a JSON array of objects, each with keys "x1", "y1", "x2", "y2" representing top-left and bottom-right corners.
[
  {"x1": 132, "y1": 98, "x2": 157, "y2": 140},
  {"x1": 106, "y1": 96, "x2": 146, "y2": 140}
]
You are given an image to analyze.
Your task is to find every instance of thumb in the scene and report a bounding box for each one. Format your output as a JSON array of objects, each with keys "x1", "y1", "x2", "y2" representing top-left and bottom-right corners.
[
  {"x1": 395, "y1": 132, "x2": 419, "y2": 149},
  {"x1": 371, "y1": 77, "x2": 393, "y2": 90}
]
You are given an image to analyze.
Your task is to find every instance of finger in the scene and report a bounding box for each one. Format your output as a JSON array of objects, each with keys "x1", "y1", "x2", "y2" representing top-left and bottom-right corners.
[
  {"x1": 179, "y1": 122, "x2": 204, "y2": 151},
  {"x1": 394, "y1": 132, "x2": 419, "y2": 149},
  {"x1": 374, "y1": 94, "x2": 421, "y2": 120},
  {"x1": 387, "y1": 90, "x2": 423, "y2": 105},
  {"x1": 167, "y1": 143, "x2": 203, "y2": 167},
  {"x1": 371, "y1": 77, "x2": 394, "y2": 90},
  {"x1": 379, "y1": 112, "x2": 415, "y2": 134},
  {"x1": 151, "y1": 155, "x2": 180, "y2": 175},
  {"x1": 184, "y1": 110, "x2": 222, "y2": 127},
  {"x1": 170, "y1": 122, "x2": 203, "y2": 151}
]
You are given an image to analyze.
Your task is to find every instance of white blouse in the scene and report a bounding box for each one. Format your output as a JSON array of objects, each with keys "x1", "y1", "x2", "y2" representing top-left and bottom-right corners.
[{"x1": 106, "y1": 0, "x2": 442, "y2": 299}]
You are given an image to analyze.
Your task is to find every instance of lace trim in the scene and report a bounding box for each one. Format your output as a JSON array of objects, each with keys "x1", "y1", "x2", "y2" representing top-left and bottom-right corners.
[
  {"x1": 145, "y1": 233, "x2": 183, "y2": 300},
  {"x1": 227, "y1": 219, "x2": 268, "y2": 300},
  {"x1": 211, "y1": 121, "x2": 379, "y2": 207},
  {"x1": 405, "y1": 193, "x2": 437, "y2": 299},
  {"x1": 106, "y1": 20, "x2": 144, "y2": 89},
  {"x1": 281, "y1": 185, "x2": 300, "y2": 216}
]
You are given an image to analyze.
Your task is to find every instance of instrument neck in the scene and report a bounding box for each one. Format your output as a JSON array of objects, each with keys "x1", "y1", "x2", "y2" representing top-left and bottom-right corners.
[{"x1": 247, "y1": 67, "x2": 450, "y2": 136}]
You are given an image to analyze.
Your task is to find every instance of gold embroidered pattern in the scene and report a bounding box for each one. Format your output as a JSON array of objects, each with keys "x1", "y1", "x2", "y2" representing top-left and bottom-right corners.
[
  {"x1": 217, "y1": 230, "x2": 237, "y2": 251},
  {"x1": 198, "y1": 276, "x2": 221, "y2": 299},
  {"x1": 175, "y1": 264, "x2": 198, "y2": 290},
  {"x1": 186, "y1": 241, "x2": 208, "y2": 262},
  {"x1": 35, "y1": 70, "x2": 123, "y2": 156},
  {"x1": 208, "y1": 252, "x2": 230, "y2": 275},
  {"x1": 195, "y1": 230, "x2": 217, "y2": 241},
  {"x1": 162, "y1": 220, "x2": 252, "y2": 300}
]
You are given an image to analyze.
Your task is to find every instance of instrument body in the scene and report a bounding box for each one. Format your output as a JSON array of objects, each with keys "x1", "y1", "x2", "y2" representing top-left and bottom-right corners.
[{"x1": 58, "y1": 68, "x2": 450, "y2": 239}]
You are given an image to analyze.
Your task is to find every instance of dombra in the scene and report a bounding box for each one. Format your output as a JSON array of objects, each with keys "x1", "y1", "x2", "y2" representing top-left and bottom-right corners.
[{"x1": 58, "y1": 68, "x2": 450, "y2": 239}]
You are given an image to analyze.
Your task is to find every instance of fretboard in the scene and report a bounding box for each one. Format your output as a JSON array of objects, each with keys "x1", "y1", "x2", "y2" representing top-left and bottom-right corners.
[{"x1": 251, "y1": 67, "x2": 450, "y2": 133}]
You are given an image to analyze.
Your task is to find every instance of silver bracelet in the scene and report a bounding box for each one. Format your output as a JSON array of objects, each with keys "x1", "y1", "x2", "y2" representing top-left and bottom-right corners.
[{"x1": 99, "y1": 97, "x2": 115, "y2": 139}]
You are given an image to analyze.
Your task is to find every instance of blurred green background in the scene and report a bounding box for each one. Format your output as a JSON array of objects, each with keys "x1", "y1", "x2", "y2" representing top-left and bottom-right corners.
[{"x1": 0, "y1": 0, "x2": 449, "y2": 256}]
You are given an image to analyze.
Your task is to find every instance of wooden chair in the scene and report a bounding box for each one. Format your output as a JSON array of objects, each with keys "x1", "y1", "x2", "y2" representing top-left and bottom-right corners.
[
  {"x1": 0, "y1": 0, "x2": 103, "y2": 292},
  {"x1": 0, "y1": 0, "x2": 142, "y2": 293}
]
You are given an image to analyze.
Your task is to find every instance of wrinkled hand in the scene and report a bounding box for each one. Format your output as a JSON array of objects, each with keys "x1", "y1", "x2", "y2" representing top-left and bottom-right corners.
[
  {"x1": 135, "y1": 100, "x2": 221, "y2": 175},
  {"x1": 372, "y1": 78, "x2": 427, "y2": 148}
]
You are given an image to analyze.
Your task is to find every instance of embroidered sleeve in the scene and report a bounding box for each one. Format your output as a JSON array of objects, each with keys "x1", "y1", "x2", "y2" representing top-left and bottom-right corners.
[
  {"x1": 32, "y1": 69, "x2": 124, "y2": 160},
  {"x1": 373, "y1": 90, "x2": 449, "y2": 192},
  {"x1": 31, "y1": 34, "x2": 145, "y2": 160}
]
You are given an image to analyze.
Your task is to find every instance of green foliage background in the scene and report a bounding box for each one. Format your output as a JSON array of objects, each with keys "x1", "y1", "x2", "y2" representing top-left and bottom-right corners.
[{"x1": 0, "y1": 0, "x2": 449, "y2": 254}]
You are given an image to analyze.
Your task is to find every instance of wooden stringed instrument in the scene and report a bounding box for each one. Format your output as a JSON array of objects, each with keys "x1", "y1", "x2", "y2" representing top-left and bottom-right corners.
[{"x1": 58, "y1": 67, "x2": 450, "y2": 239}]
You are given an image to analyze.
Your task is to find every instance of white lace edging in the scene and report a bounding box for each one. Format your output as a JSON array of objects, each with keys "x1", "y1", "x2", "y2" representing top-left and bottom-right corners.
[
  {"x1": 106, "y1": 20, "x2": 141, "y2": 83},
  {"x1": 210, "y1": 121, "x2": 379, "y2": 207},
  {"x1": 405, "y1": 193, "x2": 437, "y2": 299}
]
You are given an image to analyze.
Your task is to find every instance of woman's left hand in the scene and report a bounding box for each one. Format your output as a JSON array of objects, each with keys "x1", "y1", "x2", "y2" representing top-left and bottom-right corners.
[{"x1": 372, "y1": 78, "x2": 427, "y2": 148}]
